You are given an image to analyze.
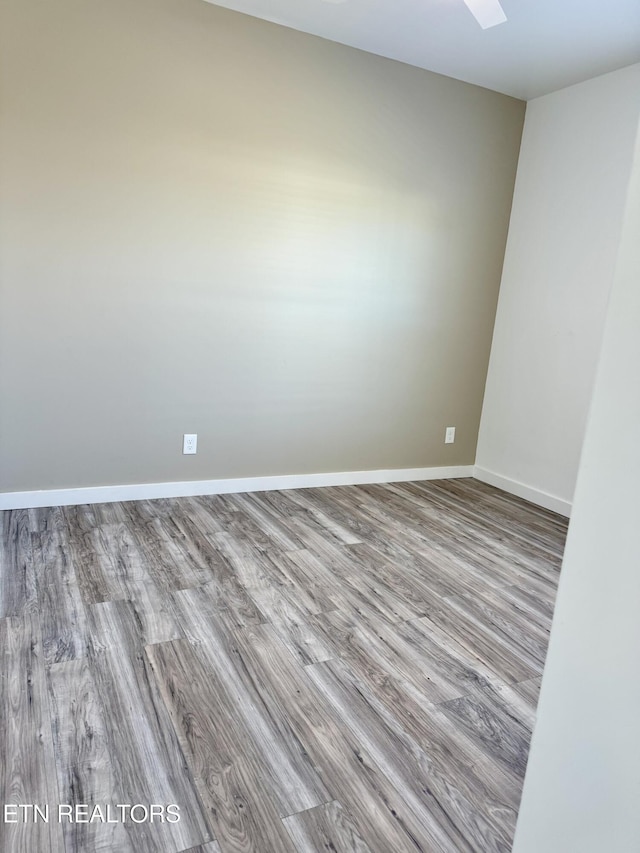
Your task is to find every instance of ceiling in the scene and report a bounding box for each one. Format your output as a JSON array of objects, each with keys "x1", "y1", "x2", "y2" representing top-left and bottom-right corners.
[{"x1": 202, "y1": 0, "x2": 640, "y2": 100}]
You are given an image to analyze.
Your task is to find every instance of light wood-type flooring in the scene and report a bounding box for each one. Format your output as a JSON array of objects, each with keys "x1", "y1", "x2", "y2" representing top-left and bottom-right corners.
[{"x1": 0, "y1": 478, "x2": 567, "y2": 853}]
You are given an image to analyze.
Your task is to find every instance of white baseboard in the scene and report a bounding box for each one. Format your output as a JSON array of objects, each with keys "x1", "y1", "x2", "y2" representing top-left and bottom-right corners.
[
  {"x1": 473, "y1": 466, "x2": 571, "y2": 517},
  {"x1": 0, "y1": 465, "x2": 475, "y2": 511}
]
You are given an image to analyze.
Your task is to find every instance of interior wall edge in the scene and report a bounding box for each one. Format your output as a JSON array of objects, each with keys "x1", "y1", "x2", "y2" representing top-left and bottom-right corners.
[{"x1": 0, "y1": 465, "x2": 475, "y2": 511}]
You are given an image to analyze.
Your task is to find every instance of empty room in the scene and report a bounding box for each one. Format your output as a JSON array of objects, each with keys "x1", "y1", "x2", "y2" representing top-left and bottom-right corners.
[{"x1": 1, "y1": 0, "x2": 639, "y2": 851}]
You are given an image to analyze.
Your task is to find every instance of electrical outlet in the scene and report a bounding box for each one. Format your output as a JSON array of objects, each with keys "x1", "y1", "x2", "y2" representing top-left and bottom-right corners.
[
  {"x1": 183, "y1": 434, "x2": 197, "y2": 455},
  {"x1": 445, "y1": 426, "x2": 456, "y2": 444}
]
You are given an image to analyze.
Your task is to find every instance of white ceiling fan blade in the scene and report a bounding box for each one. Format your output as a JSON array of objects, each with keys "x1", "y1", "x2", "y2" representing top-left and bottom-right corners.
[{"x1": 463, "y1": 0, "x2": 507, "y2": 29}]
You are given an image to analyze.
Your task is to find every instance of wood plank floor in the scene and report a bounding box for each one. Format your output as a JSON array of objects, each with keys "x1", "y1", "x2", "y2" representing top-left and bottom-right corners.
[{"x1": 0, "y1": 478, "x2": 567, "y2": 853}]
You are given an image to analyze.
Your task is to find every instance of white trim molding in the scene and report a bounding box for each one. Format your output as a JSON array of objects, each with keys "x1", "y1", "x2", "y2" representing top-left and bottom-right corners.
[
  {"x1": 473, "y1": 466, "x2": 572, "y2": 517},
  {"x1": 0, "y1": 465, "x2": 475, "y2": 510}
]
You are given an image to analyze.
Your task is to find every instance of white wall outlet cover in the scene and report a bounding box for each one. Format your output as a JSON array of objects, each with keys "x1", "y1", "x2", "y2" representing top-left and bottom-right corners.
[
  {"x1": 445, "y1": 426, "x2": 456, "y2": 444},
  {"x1": 183, "y1": 434, "x2": 198, "y2": 454}
]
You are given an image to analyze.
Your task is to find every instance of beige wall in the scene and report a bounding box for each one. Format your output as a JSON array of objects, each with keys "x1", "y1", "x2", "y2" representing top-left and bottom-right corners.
[{"x1": 0, "y1": 0, "x2": 524, "y2": 492}]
